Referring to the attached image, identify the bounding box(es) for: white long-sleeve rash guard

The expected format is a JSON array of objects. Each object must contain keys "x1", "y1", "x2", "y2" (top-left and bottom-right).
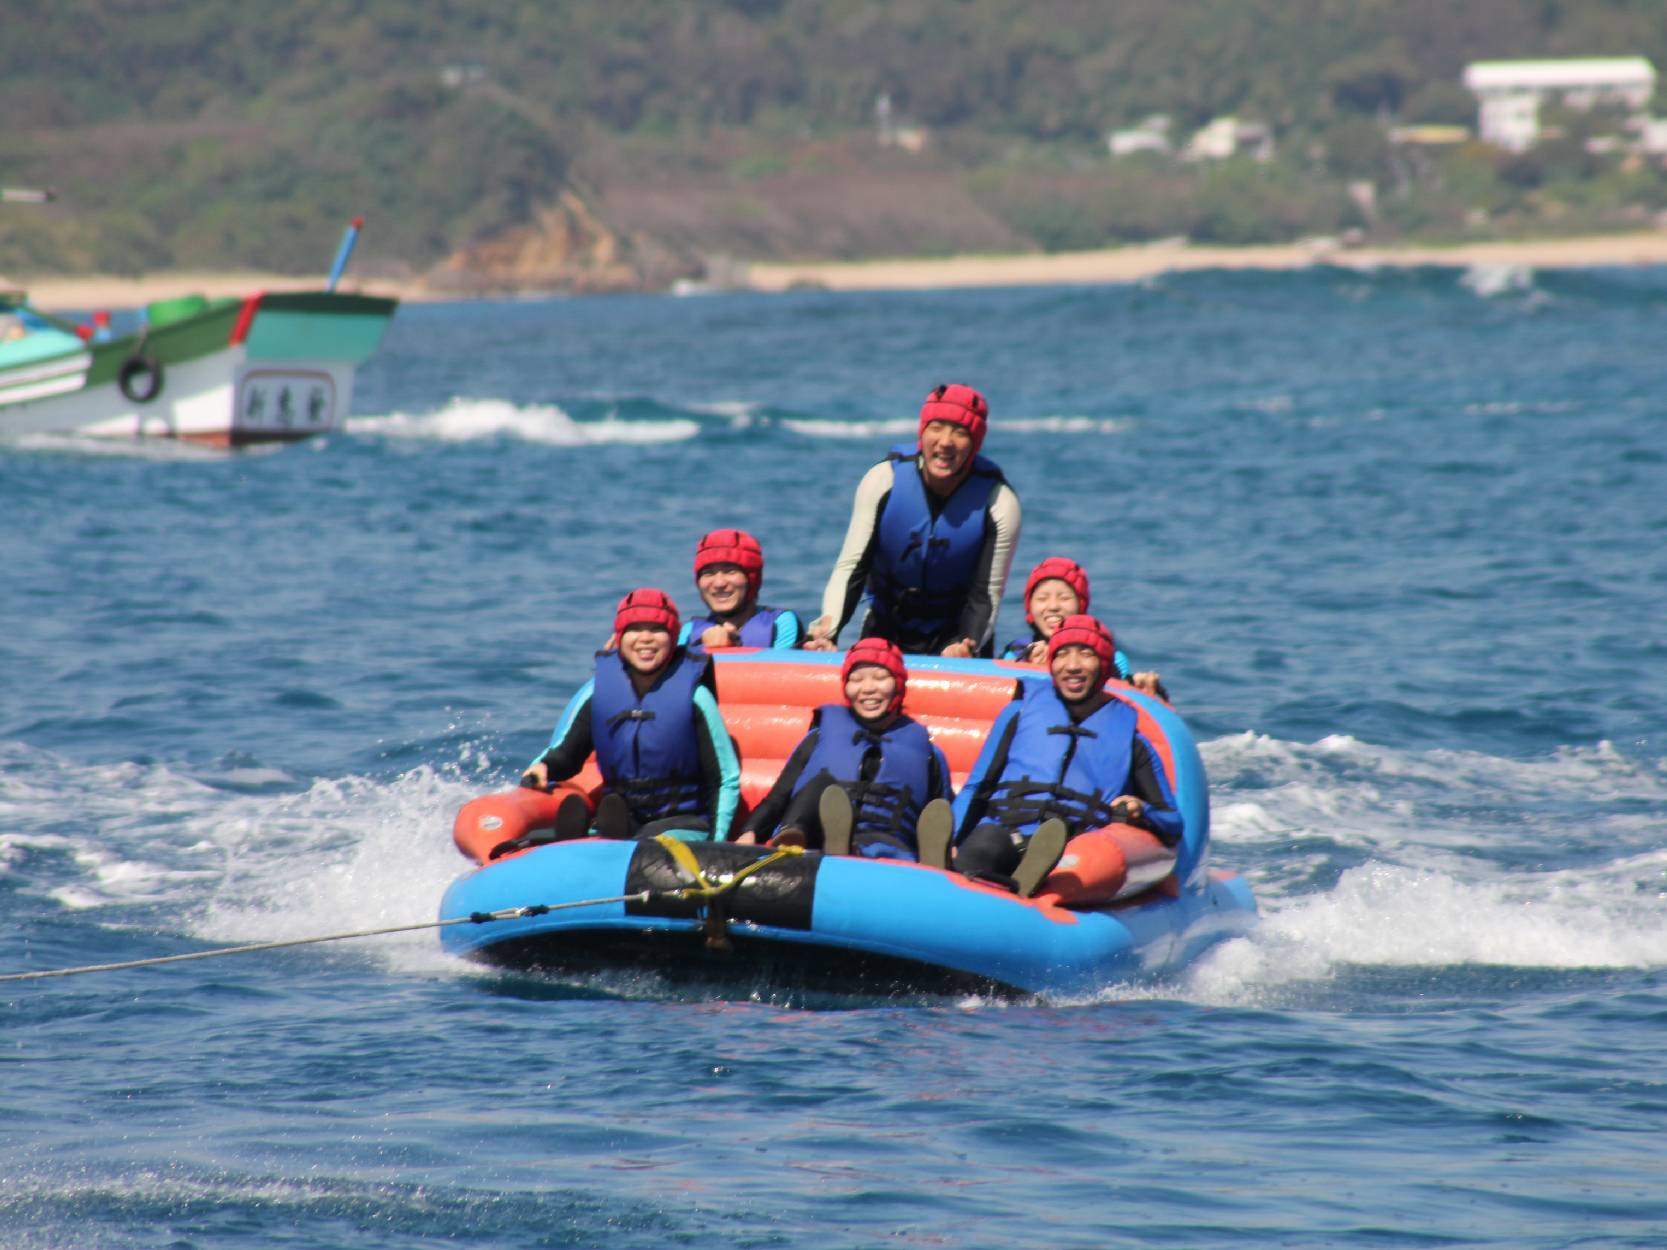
[{"x1": 817, "y1": 456, "x2": 1022, "y2": 651}]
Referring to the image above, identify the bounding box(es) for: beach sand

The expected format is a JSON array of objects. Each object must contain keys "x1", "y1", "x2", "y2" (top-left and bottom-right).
[
  {"x1": 14, "y1": 231, "x2": 1667, "y2": 309},
  {"x1": 743, "y1": 231, "x2": 1667, "y2": 292},
  {"x1": 8, "y1": 271, "x2": 417, "y2": 312}
]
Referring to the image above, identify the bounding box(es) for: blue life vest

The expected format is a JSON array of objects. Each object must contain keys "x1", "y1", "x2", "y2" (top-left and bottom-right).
[
  {"x1": 1000, "y1": 634, "x2": 1040, "y2": 662},
  {"x1": 984, "y1": 682, "x2": 1136, "y2": 837},
  {"x1": 682, "y1": 605, "x2": 795, "y2": 649},
  {"x1": 789, "y1": 704, "x2": 937, "y2": 838},
  {"x1": 590, "y1": 649, "x2": 710, "y2": 824},
  {"x1": 867, "y1": 444, "x2": 1004, "y2": 651}
]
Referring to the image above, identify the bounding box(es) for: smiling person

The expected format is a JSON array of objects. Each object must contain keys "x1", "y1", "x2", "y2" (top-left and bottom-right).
[
  {"x1": 515, "y1": 589, "x2": 739, "y2": 847},
  {"x1": 734, "y1": 639, "x2": 955, "y2": 862},
  {"x1": 803, "y1": 383, "x2": 1021, "y2": 658},
  {"x1": 999, "y1": 557, "x2": 1166, "y2": 699},
  {"x1": 943, "y1": 615, "x2": 1181, "y2": 896},
  {"x1": 678, "y1": 529, "x2": 803, "y2": 651}
]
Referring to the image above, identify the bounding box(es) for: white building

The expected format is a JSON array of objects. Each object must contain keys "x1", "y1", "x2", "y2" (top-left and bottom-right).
[
  {"x1": 1180, "y1": 116, "x2": 1274, "y2": 163},
  {"x1": 1463, "y1": 58, "x2": 1657, "y2": 152},
  {"x1": 1108, "y1": 115, "x2": 1172, "y2": 158}
]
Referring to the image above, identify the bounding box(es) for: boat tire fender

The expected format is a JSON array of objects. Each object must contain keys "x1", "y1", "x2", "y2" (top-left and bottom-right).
[{"x1": 118, "y1": 354, "x2": 164, "y2": 404}]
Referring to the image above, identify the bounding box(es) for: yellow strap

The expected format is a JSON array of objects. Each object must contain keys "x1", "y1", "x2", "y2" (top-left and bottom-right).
[
  {"x1": 651, "y1": 834, "x2": 804, "y2": 900},
  {"x1": 654, "y1": 834, "x2": 713, "y2": 892}
]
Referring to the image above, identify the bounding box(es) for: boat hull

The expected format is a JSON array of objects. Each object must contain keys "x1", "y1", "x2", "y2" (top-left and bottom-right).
[{"x1": 0, "y1": 291, "x2": 395, "y2": 446}]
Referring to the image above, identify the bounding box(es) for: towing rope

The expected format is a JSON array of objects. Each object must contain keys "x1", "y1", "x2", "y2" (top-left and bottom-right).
[
  {"x1": 0, "y1": 892, "x2": 651, "y2": 984},
  {"x1": 4, "y1": 842, "x2": 808, "y2": 982}
]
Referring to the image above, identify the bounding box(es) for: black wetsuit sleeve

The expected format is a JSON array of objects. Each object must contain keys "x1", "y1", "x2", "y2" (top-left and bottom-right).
[
  {"x1": 537, "y1": 696, "x2": 594, "y2": 780},
  {"x1": 740, "y1": 731, "x2": 820, "y2": 839},
  {"x1": 1126, "y1": 736, "x2": 1181, "y2": 845},
  {"x1": 695, "y1": 713, "x2": 723, "y2": 829},
  {"x1": 954, "y1": 709, "x2": 1019, "y2": 838}
]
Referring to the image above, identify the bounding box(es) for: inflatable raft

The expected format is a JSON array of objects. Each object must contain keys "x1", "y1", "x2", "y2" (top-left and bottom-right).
[{"x1": 438, "y1": 652, "x2": 1257, "y2": 998}]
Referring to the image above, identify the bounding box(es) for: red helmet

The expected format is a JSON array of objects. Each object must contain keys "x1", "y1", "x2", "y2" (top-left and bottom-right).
[
  {"x1": 1023, "y1": 557, "x2": 1091, "y2": 624},
  {"x1": 613, "y1": 588, "x2": 680, "y2": 638},
  {"x1": 918, "y1": 383, "x2": 989, "y2": 453},
  {"x1": 693, "y1": 528, "x2": 764, "y2": 595},
  {"x1": 841, "y1": 637, "x2": 908, "y2": 715},
  {"x1": 1046, "y1": 614, "x2": 1116, "y2": 672}
]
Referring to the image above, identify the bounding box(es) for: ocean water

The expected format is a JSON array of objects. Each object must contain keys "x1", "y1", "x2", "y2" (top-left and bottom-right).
[{"x1": 2, "y1": 265, "x2": 1665, "y2": 1249}]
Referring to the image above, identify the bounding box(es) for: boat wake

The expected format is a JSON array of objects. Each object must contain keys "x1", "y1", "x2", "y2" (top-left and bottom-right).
[{"x1": 5, "y1": 728, "x2": 1662, "y2": 1001}]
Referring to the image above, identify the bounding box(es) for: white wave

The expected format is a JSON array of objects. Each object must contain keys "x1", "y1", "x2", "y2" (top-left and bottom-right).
[
  {"x1": 782, "y1": 415, "x2": 1132, "y2": 438},
  {"x1": 683, "y1": 399, "x2": 762, "y2": 421},
  {"x1": 0, "y1": 741, "x2": 492, "y2": 979},
  {"x1": 350, "y1": 398, "x2": 700, "y2": 444},
  {"x1": 1204, "y1": 732, "x2": 1666, "y2": 854},
  {"x1": 1186, "y1": 851, "x2": 1667, "y2": 1000},
  {"x1": 1002, "y1": 416, "x2": 1134, "y2": 434},
  {"x1": 780, "y1": 416, "x2": 917, "y2": 439},
  {"x1": 1166, "y1": 731, "x2": 1667, "y2": 1001},
  {"x1": 1459, "y1": 263, "x2": 1534, "y2": 298}
]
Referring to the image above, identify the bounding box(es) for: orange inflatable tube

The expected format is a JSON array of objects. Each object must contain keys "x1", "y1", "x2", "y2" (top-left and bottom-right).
[
  {"x1": 453, "y1": 775, "x2": 598, "y2": 862},
  {"x1": 467, "y1": 656, "x2": 1186, "y2": 907},
  {"x1": 1033, "y1": 823, "x2": 1177, "y2": 908}
]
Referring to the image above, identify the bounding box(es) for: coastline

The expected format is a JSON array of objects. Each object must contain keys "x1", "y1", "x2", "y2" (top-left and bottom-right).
[
  {"x1": 14, "y1": 230, "x2": 1667, "y2": 310},
  {"x1": 742, "y1": 230, "x2": 1667, "y2": 292},
  {"x1": 9, "y1": 271, "x2": 422, "y2": 312}
]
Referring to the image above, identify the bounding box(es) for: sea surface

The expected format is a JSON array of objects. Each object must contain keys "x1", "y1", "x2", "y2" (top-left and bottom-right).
[{"x1": 2, "y1": 265, "x2": 1664, "y2": 1249}]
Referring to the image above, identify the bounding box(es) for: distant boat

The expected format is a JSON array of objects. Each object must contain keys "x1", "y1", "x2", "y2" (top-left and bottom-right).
[{"x1": 0, "y1": 217, "x2": 396, "y2": 446}]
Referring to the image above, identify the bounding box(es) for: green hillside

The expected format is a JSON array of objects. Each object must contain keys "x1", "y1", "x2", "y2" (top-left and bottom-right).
[{"x1": 5, "y1": 0, "x2": 1667, "y2": 285}]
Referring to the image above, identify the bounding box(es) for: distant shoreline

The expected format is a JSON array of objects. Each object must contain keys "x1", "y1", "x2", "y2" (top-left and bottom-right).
[
  {"x1": 742, "y1": 231, "x2": 1667, "y2": 291},
  {"x1": 15, "y1": 231, "x2": 1667, "y2": 310}
]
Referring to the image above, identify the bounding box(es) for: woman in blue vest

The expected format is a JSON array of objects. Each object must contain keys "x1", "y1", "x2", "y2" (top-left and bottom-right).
[
  {"x1": 999, "y1": 556, "x2": 1166, "y2": 699},
  {"x1": 803, "y1": 384, "x2": 1022, "y2": 657},
  {"x1": 735, "y1": 638, "x2": 955, "y2": 862},
  {"x1": 515, "y1": 588, "x2": 740, "y2": 847},
  {"x1": 945, "y1": 615, "x2": 1182, "y2": 896},
  {"x1": 678, "y1": 528, "x2": 803, "y2": 651}
]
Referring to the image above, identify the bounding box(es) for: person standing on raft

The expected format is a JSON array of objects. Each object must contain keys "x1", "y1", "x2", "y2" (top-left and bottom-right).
[
  {"x1": 1000, "y1": 556, "x2": 1168, "y2": 700},
  {"x1": 517, "y1": 589, "x2": 740, "y2": 845},
  {"x1": 679, "y1": 528, "x2": 803, "y2": 651},
  {"x1": 734, "y1": 638, "x2": 955, "y2": 861},
  {"x1": 943, "y1": 615, "x2": 1181, "y2": 896},
  {"x1": 803, "y1": 384, "x2": 1021, "y2": 658}
]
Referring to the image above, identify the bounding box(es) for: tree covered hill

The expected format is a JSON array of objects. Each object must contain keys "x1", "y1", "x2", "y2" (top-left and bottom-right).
[{"x1": 6, "y1": 0, "x2": 1667, "y2": 288}]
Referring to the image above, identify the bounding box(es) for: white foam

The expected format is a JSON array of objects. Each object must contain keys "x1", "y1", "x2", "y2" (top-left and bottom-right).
[
  {"x1": 780, "y1": 416, "x2": 917, "y2": 439},
  {"x1": 1460, "y1": 263, "x2": 1534, "y2": 298},
  {"x1": 782, "y1": 415, "x2": 1132, "y2": 438},
  {"x1": 0, "y1": 741, "x2": 488, "y2": 979},
  {"x1": 9, "y1": 730, "x2": 1664, "y2": 997},
  {"x1": 350, "y1": 398, "x2": 700, "y2": 444},
  {"x1": 683, "y1": 399, "x2": 761, "y2": 421}
]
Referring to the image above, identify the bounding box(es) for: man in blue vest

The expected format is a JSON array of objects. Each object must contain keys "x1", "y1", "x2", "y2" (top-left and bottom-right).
[
  {"x1": 514, "y1": 588, "x2": 740, "y2": 847},
  {"x1": 945, "y1": 615, "x2": 1182, "y2": 896},
  {"x1": 735, "y1": 638, "x2": 955, "y2": 860},
  {"x1": 678, "y1": 528, "x2": 803, "y2": 651},
  {"x1": 804, "y1": 383, "x2": 1022, "y2": 657}
]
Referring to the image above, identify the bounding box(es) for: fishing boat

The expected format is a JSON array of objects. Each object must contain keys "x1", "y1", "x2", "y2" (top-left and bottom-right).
[
  {"x1": 0, "y1": 218, "x2": 395, "y2": 446},
  {"x1": 439, "y1": 651, "x2": 1258, "y2": 998}
]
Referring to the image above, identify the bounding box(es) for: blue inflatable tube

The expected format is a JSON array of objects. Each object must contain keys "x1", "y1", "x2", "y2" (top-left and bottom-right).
[
  {"x1": 438, "y1": 651, "x2": 1257, "y2": 998},
  {"x1": 439, "y1": 840, "x2": 1256, "y2": 997}
]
